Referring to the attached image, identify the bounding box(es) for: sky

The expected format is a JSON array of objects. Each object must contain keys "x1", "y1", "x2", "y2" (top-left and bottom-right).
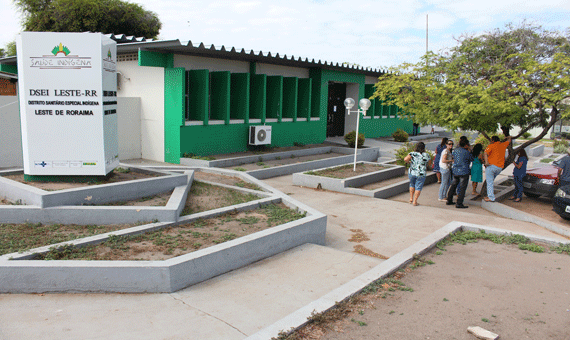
[{"x1": 1, "y1": 0, "x2": 569, "y2": 69}]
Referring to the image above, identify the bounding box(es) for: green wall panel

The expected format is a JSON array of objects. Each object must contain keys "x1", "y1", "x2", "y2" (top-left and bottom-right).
[
  {"x1": 210, "y1": 71, "x2": 230, "y2": 123},
  {"x1": 359, "y1": 117, "x2": 413, "y2": 137},
  {"x1": 164, "y1": 68, "x2": 185, "y2": 163},
  {"x1": 282, "y1": 77, "x2": 298, "y2": 120},
  {"x1": 139, "y1": 50, "x2": 173, "y2": 68},
  {"x1": 309, "y1": 69, "x2": 322, "y2": 118},
  {"x1": 266, "y1": 76, "x2": 283, "y2": 120},
  {"x1": 365, "y1": 84, "x2": 376, "y2": 118},
  {"x1": 187, "y1": 69, "x2": 209, "y2": 123},
  {"x1": 230, "y1": 73, "x2": 250, "y2": 121},
  {"x1": 298, "y1": 78, "x2": 312, "y2": 120},
  {"x1": 0, "y1": 64, "x2": 17, "y2": 74},
  {"x1": 180, "y1": 120, "x2": 326, "y2": 157},
  {"x1": 250, "y1": 74, "x2": 267, "y2": 122}
]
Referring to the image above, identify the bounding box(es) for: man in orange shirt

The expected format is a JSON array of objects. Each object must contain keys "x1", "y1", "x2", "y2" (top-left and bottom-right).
[{"x1": 483, "y1": 135, "x2": 512, "y2": 202}]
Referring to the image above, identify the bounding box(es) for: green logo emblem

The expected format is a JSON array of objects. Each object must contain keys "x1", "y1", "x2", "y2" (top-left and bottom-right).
[{"x1": 51, "y1": 43, "x2": 71, "y2": 56}]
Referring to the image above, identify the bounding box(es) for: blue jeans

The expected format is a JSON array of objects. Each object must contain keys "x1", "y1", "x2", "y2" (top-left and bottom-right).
[
  {"x1": 513, "y1": 174, "x2": 524, "y2": 199},
  {"x1": 409, "y1": 174, "x2": 426, "y2": 191},
  {"x1": 439, "y1": 168, "x2": 452, "y2": 200},
  {"x1": 485, "y1": 165, "x2": 503, "y2": 201}
]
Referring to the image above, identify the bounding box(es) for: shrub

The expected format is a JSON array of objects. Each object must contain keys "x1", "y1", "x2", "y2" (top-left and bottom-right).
[
  {"x1": 394, "y1": 142, "x2": 434, "y2": 169},
  {"x1": 522, "y1": 132, "x2": 532, "y2": 139},
  {"x1": 344, "y1": 131, "x2": 365, "y2": 148},
  {"x1": 553, "y1": 138, "x2": 569, "y2": 148},
  {"x1": 554, "y1": 144, "x2": 567, "y2": 154},
  {"x1": 395, "y1": 142, "x2": 415, "y2": 167},
  {"x1": 392, "y1": 129, "x2": 409, "y2": 142}
]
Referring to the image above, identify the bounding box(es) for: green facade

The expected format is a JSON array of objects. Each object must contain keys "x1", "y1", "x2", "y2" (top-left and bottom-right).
[
  {"x1": 0, "y1": 64, "x2": 17, "y2": 74},
  {"x1": 138, "y1": 50, "x2": 411, "y2": 164}
]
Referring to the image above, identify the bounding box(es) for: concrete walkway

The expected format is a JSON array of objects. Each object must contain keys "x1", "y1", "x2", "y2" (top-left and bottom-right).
[{"x1": 0, "y1": 139, "x2": 567, "y2": 340}]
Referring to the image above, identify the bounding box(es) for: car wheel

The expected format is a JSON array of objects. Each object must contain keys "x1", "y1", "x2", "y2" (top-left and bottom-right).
[{"x1": 524, "y1": 192, "x2": 540, "y2": 198}]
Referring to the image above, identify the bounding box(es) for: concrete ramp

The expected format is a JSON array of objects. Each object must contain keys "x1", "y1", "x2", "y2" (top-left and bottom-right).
[
  {"x1": 0, "y1": 243, "x2": 382, "y2": 340},
  {"x1": 171, "y1": 243, "x2": 383, "y2": 336}
]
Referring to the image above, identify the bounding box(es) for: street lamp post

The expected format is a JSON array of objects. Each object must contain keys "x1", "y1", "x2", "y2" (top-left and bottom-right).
[{"x1": 344, "y1": 97, "x2": 371, "y2": 171}]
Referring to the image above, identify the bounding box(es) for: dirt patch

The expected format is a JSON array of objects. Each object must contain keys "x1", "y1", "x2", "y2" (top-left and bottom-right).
[
  {"x1": 100, "y1": 190, "x2": 173, "y2": 207},
  {"x1": 228, "y1": 152, "x2": 346, "y2": 171},
  {"x1": 1, "y1": 180, "x2": 261, "y2": 255},
  {"x1": 348, "y1": 229, "x2": 370, "y2": 243},
  {"x1": 34, "y1": 203, "x2": 305, "y2": 261},
  {"x1": 181, "y1": 181, "x2": 260, "y2": 216},
  {"x1": 358, "y1": 174, "x2": 408, "y2": 190},
  {"x1": 353, "y1": 245, "x2": 389, "y2": 259},
  {"x1": 284, "y1": 238, "x2": 570, "y2": 340},
  {"x1": 305, "y1": 163, "x2": 386, "y2": 179},
  {"x1": 0, "y1": 197, "x2": 21, "y2": 206},
  {"x1": 0, "y1": 222, "x2": 135, "y2": 256},
  {"x1": 194, "y1": 172, "x2": 262, "y2": 191},
  {"x1": 500, "y1": 195, "x2": 570, "y2": 227},
  {"x1": 2, "y1": 168, "x2": 159, "y2": 191}
]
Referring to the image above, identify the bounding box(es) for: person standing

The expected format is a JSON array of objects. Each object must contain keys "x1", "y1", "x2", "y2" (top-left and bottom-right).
[
  {"x1": 483, "y1": 135, "x2": 512, "y2": 202},
  {"x1": 404, "y1": 142, "x2": 433, "y2": 206},
  {"x1": 438, "y1": 140, "x2": 454, "y2": 201},
  {"x1": 471, "y1": 144, "x2": 484, "y2": 196},
  {"x1": 556, "y1": 148, "x2": 570, "y2": 188},
  {"x1": 433, "y1": 137, "x2": 448, "y2": 184},
  {"x1": 446, "y1": 139, "x2": 472, "y2": 208},
  {"x1": 510, "y1": 149, "x2": 528, "y2": 202}
]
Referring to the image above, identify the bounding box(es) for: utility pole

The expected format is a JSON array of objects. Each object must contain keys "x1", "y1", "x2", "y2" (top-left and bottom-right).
[{"x1": 426, "y1": 14, "x2": 429, "y2": 66}]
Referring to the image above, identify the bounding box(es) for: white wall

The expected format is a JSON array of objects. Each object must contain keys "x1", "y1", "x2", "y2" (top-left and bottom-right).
[
  {"x1": 365, "y1": 75, "x2": 379, "y2": 84},
  {"x1": 117, "y1": 60, "x2": 165, "y2": 162},
  {"x1": 117, "y1": 97, "x2": 141, "y2": 160},
  {"x1": 256, "y1": 63, "x2": 309, "y2": 78},
  {"x1": 174, "y1": 55, "x2": 249, "y2": 73},
  {"x1": 0, "y1": 96, "x2": 22, "y2": 168},
  {"x1": 344, "y1": 83, "x2": 361, "y2": 134}
]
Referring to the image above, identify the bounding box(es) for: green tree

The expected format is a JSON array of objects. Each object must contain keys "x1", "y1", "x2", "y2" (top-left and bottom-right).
[
  {"x1": 13, "y1": 0, "x2": 162, "y2": 39},
  {"x1": 0, "y1": 42, "x2": 17, "y2": 58},
  {"x1": 373, "y1": 23, "x2": 570, "y2": 165}
]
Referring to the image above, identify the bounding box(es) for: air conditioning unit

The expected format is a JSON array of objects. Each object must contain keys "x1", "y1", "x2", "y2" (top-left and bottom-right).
[{"x1": 249, "y1": 125, "x2": 272, "y2": 145}]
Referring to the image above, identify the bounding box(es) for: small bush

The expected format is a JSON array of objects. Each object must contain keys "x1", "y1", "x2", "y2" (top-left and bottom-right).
[
  {"x1": 394, "y1": 142, "x2": 434, "y2": 168},
  {"x1": 553, "y1": 138, "x2": 569, "y2": 148},
  {"x1": 522, "y1": 132, "x2": 532, "y2": 139},
  {"x1": 344, "y1": 131, "x2": 365, "y2": 148},
  {"x1": 554, "y1": 144, "x2": 567, "y2": 154},
  {"x1": 392, "y1": 129, "x2": 409, "y2": 142},
  {"x1": 395, "y1": 142, "x2": 415, "y2": 167}
]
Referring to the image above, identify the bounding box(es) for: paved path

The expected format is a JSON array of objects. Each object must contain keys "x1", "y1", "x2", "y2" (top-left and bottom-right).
[{"x1": 1, "y1": 138, "x2": 567, "y2": 340}]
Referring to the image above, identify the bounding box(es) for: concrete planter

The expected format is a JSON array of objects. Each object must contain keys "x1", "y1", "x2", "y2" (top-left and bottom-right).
[
  {"x1": 0, "y1": 168, "x2": 327, "y2": 293},
  {"x1": 293, "y1": 161, "x2": 437, "y2": 199},
  {"x1": 247, "y1": 147, "x2": 379, "y2": 180},
  {"x1": 293, "y1": 162, "x2": 405, "y2": 192}
]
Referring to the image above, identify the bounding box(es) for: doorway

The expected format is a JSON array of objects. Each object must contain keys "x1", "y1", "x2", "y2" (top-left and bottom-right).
[{"x1": 326, "y1": 82, "x2": 346, "y2": 137}]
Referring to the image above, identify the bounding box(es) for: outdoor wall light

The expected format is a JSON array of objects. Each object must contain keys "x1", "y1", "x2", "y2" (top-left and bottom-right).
[
  {"x1": 344, "y1": 98, "x2": 355, "y2": 110},
  {"x1": 344, "y1": 97, "x2": 372, "y2": 171}
]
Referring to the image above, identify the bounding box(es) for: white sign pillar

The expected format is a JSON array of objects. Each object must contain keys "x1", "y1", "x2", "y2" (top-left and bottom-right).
[{"x1": 16, "y1": 32, "x2": 119, "y2": 176}]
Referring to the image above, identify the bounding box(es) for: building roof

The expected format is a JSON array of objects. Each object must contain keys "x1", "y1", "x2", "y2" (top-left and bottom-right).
[
  {"x1": 0, "y1": 71, "x2": 17, "y2": 80},
  {"x1": 0, "y1": 34, "x2": 387, "y2": 77},
  {"x1": 116, "y1": 39, "x2": 387, "y2": 77}
]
